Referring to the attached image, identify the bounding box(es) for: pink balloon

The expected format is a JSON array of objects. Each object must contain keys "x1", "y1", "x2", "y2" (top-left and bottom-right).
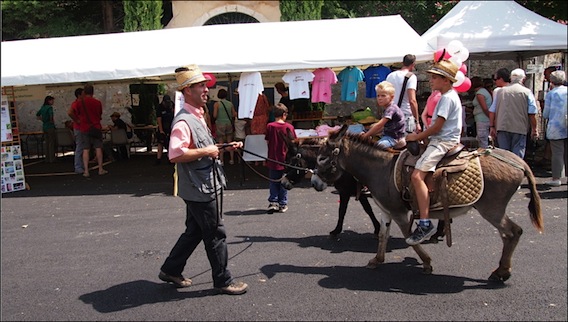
[
  {"x1": 204, "y1": 73, "x2": 216, "y2": 88},
  {"x1": 459, "y1": 63, "x2": 467, "y2": 75},
  {"x1": 434, "y1": 48, "x2": 451, "y2": 62},
  {"x1": 454, "y1": 77, "x2": 471, "y2": 93}
]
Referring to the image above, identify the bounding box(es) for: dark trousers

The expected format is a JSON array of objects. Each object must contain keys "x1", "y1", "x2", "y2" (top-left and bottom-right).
[{"x1": 160, "y1": 198, "x2": 233, "y2": 288}]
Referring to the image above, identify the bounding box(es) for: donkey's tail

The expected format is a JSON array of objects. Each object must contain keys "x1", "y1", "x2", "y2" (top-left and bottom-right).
[{"x1": 524, "y1": 164, "x2": 543, "y2": 233}]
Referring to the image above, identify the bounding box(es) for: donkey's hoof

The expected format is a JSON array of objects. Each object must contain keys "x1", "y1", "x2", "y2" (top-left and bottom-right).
[
  {"x1": 488, "y1": 270, "x2": 510, "y2": 283},
  {"x1": 366, "y1": 257, "x2": 380, "y2": 269},
  {"x1": 422, "y1": 265, "x2": 433, "y2": 275}
]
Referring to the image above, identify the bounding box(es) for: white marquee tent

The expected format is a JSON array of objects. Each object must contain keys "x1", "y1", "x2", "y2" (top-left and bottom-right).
[
  {"x1": 1, "y1": 15, "x2": 435, "y2": 87},
  {"x1": 421, "y1": 1, "x2": 568, "y2": 61}
]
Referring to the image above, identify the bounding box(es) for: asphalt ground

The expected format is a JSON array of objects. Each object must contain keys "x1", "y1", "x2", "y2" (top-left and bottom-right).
[{"x1": 1, "y1": 152, "x2": 567, "y2": 321}]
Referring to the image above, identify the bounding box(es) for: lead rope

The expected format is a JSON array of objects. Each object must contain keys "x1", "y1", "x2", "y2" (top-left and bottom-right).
[
  {"x1": 237, "y1": 147, "x2": 312, "y2": 172},
  {"x1": 235, "y1": 147, "x2": 314, "y2": 183}
]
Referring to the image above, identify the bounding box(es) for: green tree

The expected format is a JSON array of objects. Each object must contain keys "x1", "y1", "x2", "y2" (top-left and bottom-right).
[
  {"x1": 517, "y1": 0, "x2": 567, "y2": 24},
  {"x1": 318, "y1": 0, "x2": 457, "y2": 34},
  {"x1": 123, "y1": 0, "x2": 162, "y2": 32},
  {"x1": 1, "y1": 0, "x2": 124, "y2": 41},
  {"x1": 280, "y1": 0, "x2": 324, "y2": 21},
  {"x1": 1, "y1": 0, "x2": 100, "y2": 40},
  {"x1": 284, "y1": 1, "x2": 566, "y2": 34}
]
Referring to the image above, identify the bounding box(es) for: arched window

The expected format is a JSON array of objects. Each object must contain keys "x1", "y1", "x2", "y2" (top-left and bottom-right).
[{"x1": 204, "y1": 12, "x2": 259, "y2": 25}]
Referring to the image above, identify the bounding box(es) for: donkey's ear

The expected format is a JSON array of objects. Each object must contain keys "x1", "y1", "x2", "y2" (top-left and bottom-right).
[
  {"x1": 278, "y1": 129, "x2": 292, "y2": 146},
  {"x1": 286, "y1": 127, "x2": 295, "y2": 139},
  {"x1": 329, "y1": 123, "x2": 348, "y2": 140}
]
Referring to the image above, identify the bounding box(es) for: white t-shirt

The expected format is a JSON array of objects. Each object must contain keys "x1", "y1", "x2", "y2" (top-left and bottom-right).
[
  {"x1": 430, "y1": 89, "x2": 463, "y2": 143},
  {"x1": 386, "y1": 69, "x2": 417, "y2": 116},
  {"x1": 282, "y1": 70, "x2": 315, "y2": 100},
  {"x1": 237, "y1": 72, "x2": 264, "y2": 119}
]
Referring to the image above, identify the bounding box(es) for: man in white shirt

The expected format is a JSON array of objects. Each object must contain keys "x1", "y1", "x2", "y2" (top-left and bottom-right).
[{"x1": 386, "y1": 54, "x2": 422, "y2": 134}]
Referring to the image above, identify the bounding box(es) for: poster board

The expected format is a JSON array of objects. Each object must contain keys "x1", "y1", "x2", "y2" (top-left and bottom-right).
[{"x1": 1, "y1": 88, "x2": 26, "y2": 193}]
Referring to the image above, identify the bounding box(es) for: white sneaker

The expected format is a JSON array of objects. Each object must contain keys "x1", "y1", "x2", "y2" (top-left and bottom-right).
[
  {"x1": 545, "y1": 180, "x2": 561, "y2": 187},
  {"x1": 267, "y1": 202, "x2": 279, "y2": 214}
]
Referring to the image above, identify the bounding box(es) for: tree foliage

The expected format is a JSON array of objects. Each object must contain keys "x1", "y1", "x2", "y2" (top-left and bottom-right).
[
  {"x1": 517, "y1": 0, "x2": 567, "y2": 24},
  {"x1": 1, "y1": 0, "x2": 124, "y2": 41},
  {"x1": 319, "y1": 0, "x2": 458, "y2": 34},
  {"x1": 280, "y1": 0, "x2": 324, "y2": 21},
  {"x1": 2, "y1": 1, "x2": 565, "y2": 41},
  {"x1": 1, "y1": 0, "x2": 100, "y2": 40},
  {"x1": 287, "y1": 0, "x2": 566, "y2": 34},
  {"x1": 123, "y1": 0, "x2": 162, "y2": 32}
]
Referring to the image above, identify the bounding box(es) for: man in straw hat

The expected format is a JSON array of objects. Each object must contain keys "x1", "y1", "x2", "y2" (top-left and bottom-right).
[
  {"x1": 404, "y1": 59, "x2": 463, "y2": 245},
  {"x1": 158, "y1": 64, "x2": 248, "y2": 295}
]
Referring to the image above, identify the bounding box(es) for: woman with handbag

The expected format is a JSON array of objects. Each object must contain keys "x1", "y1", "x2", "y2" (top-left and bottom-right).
[{"x1": 213, "y1": 89, "x2": 237, "y2": 165}]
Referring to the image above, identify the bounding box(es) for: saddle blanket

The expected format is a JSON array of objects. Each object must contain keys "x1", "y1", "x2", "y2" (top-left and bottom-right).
[{"x1": 394, "y1": 149, "x2": 484, "y2": 210}]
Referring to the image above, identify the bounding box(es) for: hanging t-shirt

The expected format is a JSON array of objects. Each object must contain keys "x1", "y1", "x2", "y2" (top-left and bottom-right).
[
  {"x1": 363, "y1": 65, "x2": 391, "y2": 98},
  {"x1": 237, "y1": 72, "x2": 264, "y2": 119},
  {"x1": 337, "y1": 66, "x2": 364, "y2": 102},
  {"x1": 282, "y1": 70, "x2": 315, "y2": 100},
  {"x1": 311, "y1": 68, "x2": 338, "y2": 103}
]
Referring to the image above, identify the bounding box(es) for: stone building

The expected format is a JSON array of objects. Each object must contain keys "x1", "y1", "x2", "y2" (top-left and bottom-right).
[{"x1": 165, "y1": 1, "x2": 281, "y2": 27}]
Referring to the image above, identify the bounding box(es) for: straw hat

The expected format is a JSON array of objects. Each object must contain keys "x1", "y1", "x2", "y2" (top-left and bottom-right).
[
  {"x1": 426, "y1": 59, "x2": 458, "y2": 83},
  {"x1": 358, "y1": 115, "x2": 379, "y2": 124},
  {"x1": 175, "y1": 64, "x2": 211, "y2": 91}
]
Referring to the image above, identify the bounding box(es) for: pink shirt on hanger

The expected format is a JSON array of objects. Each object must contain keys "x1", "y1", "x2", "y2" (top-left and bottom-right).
[{"x1": 311, "y1": 68, "x2": 338, "y2": 103}]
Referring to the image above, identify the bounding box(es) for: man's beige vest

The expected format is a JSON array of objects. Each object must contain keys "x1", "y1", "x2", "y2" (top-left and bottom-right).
[{"x1": 494, "y1": 83, "x2": 532, "y2": 135}]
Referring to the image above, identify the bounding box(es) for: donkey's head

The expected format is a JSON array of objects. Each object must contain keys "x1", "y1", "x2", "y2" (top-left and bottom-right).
[
  {"x1": 314, "y1": 124, "x2": 349, "y2": 190},
  {"x1": 279, "y1": 128, "x2": 306, "y2": 190},
  {"x1": 280, "y1": 129, "x2": 323, "y2": 190}
]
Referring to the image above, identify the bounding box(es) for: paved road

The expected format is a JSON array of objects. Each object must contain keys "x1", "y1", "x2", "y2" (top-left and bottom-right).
[{"x1": 2, "y1": 154, "x2": 566, "y2": 321}]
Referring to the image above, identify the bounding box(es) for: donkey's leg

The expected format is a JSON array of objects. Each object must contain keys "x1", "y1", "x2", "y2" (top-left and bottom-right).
[
  {"x1": 477, "y1": 204, "x2": 523, "y2": 282},
  {"x1": 367, "y1": 214, "x2": 391, "y2": 269},
  {"x1": 359, "y1": 196, "x2": 380, "y2": 237},
  {"x1": 330, "y1": 192, "x2": 350, "y2": 238}
]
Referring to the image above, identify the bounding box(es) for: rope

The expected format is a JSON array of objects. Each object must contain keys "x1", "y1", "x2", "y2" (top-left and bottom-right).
[
  {"x1": 234, "y1": 150, "x2": 284, "y2": 183},
  {"x1": 238, "y1": 147, "x2": 313, "y2": 172}
]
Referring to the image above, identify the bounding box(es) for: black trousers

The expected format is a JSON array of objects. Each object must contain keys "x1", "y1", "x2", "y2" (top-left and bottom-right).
[{"x1": 160, "y1": 198, "x2": 233, "y2": 288}]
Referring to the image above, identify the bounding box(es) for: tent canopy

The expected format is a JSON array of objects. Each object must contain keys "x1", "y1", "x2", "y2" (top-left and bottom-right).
[
  {"x1": 1, "y1": 15, "x2": 435, "y2": 87},
  {"x1": 421, "y1": 1, "x2": 568, "y2": 60}
]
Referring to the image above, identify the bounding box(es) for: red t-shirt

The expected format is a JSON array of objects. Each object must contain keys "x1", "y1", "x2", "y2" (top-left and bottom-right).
[
  {"x1": 74, "y1": 96, "x2": 103, "y2": 132},
  {"x1": 70, "y1": 99, "x2": 81, "y2": 130},
  {"x1": 265, "y1": 121, "x2": 296, "y2": 170}
]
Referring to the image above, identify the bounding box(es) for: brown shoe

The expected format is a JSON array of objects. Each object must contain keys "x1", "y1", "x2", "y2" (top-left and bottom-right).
[
  {"x1": 158, "y1": 271, "x2": 192, "y2": 288},
  {"x1": 217, "y1": 281, "x2": 248, "y2": 295}
]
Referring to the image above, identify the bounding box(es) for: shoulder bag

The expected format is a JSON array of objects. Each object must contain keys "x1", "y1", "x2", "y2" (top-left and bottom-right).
[
  {"x1": 81, "y1": 99, "x2": 103, "y2": 140},
  {"x1": 399, "y1": 72, "x2": 416, "y2": 133},
  {"x1": 220, "y1": 100, "x2": 235, "y2": 128}
]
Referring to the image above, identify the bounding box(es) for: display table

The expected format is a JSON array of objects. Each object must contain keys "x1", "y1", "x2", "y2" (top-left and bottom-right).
[{"x1": 291, "y1": 115, "x2": 338, "y2": 126}]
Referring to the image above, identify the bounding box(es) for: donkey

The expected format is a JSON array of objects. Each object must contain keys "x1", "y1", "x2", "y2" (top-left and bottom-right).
[
  {"x1": 312, "y1": 124, "x2": 543, "y2": 282},
  {"x1": 278, "y1": 131, "x2": 381, "y2": 238}
]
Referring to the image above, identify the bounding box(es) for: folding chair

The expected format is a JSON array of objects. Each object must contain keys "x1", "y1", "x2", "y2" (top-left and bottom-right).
[
  {"x1": 55, "y1": 128, "x2": 75, "y2": 157},
  {"x1": 110, "y1": 128, "x2": 131, "y2": 160},
  {"x1": 240, "y1": 134, "x2": 268, "y2": 185}
]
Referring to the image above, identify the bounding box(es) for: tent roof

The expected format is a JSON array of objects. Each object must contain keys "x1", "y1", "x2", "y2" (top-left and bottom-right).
[
  {"x1": 1, "y1": 15, "x2": 434, "y2": 87},
  {"x1": 421, "y1": 1, "x2": 568, "y2": 60}
]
